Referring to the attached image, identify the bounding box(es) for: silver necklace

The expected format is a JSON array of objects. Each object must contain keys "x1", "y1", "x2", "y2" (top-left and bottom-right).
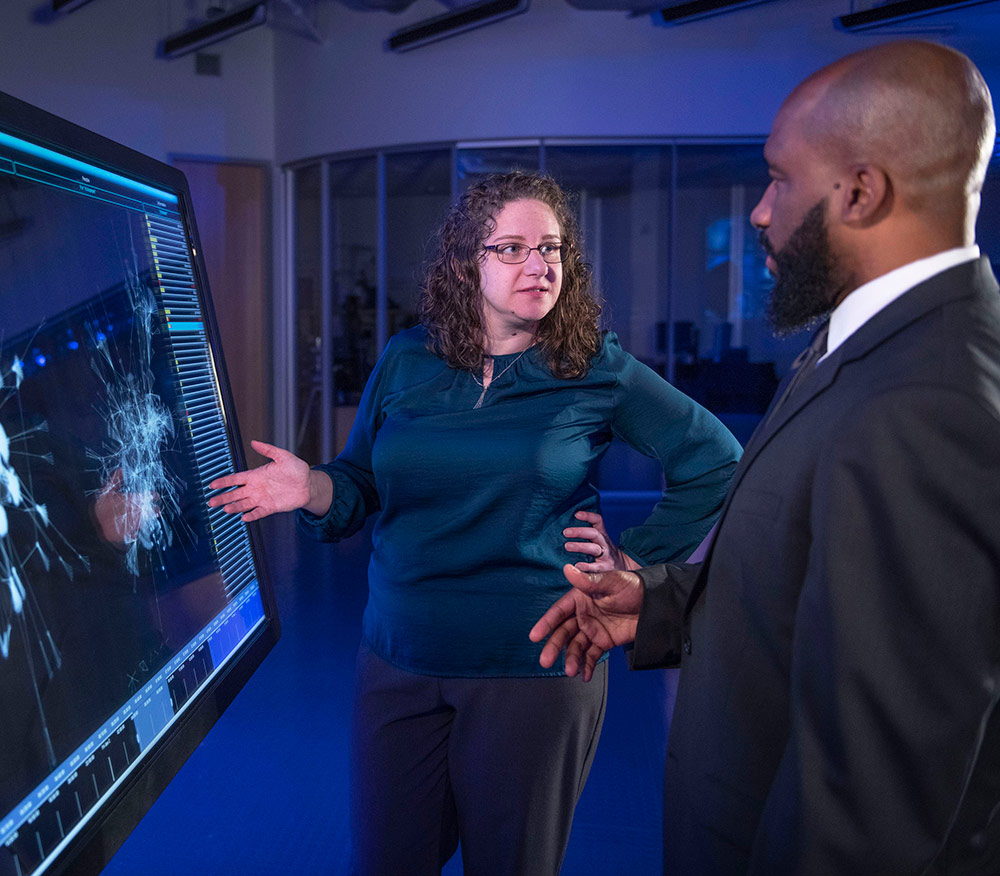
[{"x1": 472, "y1": 348, "x2": 527, "y2": 409}]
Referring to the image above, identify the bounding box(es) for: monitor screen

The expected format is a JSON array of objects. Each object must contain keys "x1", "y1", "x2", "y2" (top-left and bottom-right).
[{"x1": 0, "y1": 91, "x2": 279, "y2": 876}]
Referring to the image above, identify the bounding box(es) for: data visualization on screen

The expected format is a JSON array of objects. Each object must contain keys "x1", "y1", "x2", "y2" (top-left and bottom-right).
[{"x1": 0, "y1": 92, "x2": 278, "y2": 876}]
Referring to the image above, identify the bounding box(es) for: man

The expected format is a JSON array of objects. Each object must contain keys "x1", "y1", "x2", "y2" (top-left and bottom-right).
[{"x1": 531, "y1": 40, "x2": 1000, "y2": 875}]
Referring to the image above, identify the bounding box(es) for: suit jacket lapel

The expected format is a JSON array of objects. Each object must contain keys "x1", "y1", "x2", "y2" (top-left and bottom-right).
[
  {"x1": 683, "y1": 256, "x2": 998, "y2": 618},
  {"x1": 730, "y1": 257, "x2": 995, "y2": 495}
]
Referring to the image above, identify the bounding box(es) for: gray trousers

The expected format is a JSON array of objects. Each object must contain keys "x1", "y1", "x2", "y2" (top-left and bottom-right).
[{"x1": 349, "y1": 643, "x2": 608, "y2": 876}]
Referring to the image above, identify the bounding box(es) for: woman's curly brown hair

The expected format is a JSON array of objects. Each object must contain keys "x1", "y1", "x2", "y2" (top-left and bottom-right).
[{"x1": 418, "y1": 171, "x2": 602, "y2": 379}]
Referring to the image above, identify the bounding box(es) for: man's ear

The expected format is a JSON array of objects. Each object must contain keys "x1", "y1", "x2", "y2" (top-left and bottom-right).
[{"x1": 836, "y1": 164, "x2": 891, "y2": 227}]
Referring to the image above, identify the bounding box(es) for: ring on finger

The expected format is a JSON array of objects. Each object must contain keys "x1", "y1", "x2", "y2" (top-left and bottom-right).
[{"x1": 596, "y1": 546, "x2": 605, "y2": 559}]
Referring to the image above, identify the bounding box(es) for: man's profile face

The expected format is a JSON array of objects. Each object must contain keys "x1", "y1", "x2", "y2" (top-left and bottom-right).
[{"x1": 751, "y1": 95, "x2": 854, "y2": 335}]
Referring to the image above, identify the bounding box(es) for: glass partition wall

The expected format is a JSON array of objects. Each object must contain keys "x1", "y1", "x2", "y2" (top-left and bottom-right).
[{"x1": 285, "y1": 139, "x2": 804, "y2": 491}]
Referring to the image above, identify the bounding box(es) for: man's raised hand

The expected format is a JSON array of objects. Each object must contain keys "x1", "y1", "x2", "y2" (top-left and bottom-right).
[{"x1": 529, "y1": 564, "x2": 644, "y2": 681}]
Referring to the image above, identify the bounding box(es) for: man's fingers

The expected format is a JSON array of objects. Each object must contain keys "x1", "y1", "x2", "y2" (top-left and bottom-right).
[
  {"x1": 529, "y1": 591, "x2": 578, "y2": 642},
  {"x1": 564, "y1": 628, "x2": 593, "y2": 678},
  {"x1": 563, "y1": 564, "x2": 642, "y2": 614},
  {"x1": 563, "y1": 562, "x2": 603, "y2": 592},
  {"x1": 537, "y1": 617, "x2": 579, "y2": 668},
  {"x1": 582, "y1": 641, "x2": 605, "y2": 682},
  {"x1": 567, "y1": 631, "x2": 608, "y2": 683}
]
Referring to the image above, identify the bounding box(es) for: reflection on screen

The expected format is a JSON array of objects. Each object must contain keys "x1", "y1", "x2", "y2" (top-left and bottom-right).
[{"x1": 0, "y1": 127, "x2": 265, "y2": 876}]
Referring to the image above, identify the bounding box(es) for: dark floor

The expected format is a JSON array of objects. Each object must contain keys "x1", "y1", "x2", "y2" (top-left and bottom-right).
[{"x1": 102, "y1": 497, "x2": 676, "y2": 875}]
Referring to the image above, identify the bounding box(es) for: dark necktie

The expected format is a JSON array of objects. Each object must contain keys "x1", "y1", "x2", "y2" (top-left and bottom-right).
[{"x1": 767, "y1": 322, "x2": 829, "y2": 423}]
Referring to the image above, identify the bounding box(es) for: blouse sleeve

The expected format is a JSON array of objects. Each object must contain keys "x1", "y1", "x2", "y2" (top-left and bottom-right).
[
  {"x1": 296, "y1": 338, "x2": 397, "y2": 543},
  {"x1": 610, "y1": 342, "x2": 741, "y2": 564}
]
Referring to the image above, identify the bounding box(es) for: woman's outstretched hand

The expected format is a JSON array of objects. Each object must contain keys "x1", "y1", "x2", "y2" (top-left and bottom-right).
[
  {"x1": 563, "y1": 510, "x2": 641, "y2": 572},
  {"x1": 208, "y1": 440, "x2": 331, "y2": 522}
]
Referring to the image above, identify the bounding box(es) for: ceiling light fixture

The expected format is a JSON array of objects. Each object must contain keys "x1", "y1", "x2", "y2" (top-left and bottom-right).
[
  {"x1": 51, "y1": 0, "x2": 99, "y2": 12},
  {"x1": 387, "y1": 0, "x2": 529, "y2": 52},
  {"x1": 837, "y1": 0, "x2": 997, "y2": 31},
  {"x1": 158, "y1": 1, "x2": 268, "y2": 59},
  {"x1": 655, "y1": 0, "x2": 776, "y2": 25}
]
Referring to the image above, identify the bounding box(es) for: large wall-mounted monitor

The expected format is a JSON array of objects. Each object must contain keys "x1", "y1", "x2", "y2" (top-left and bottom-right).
[{"x1": 0, "y1": 90, "x2": 280, "y2": 876}]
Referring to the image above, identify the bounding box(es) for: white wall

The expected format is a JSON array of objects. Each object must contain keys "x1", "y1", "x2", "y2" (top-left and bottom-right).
[
  {"x1": 273, "y1": 0, "x2": 1000, "y2": 164},
  {"x1": 0, "y1": 0, "x2": 275, "y2": 163},
  {"x1": 5, "y1": 0, "x2": 1000, "y2": 199},
  {"x1": 3, "y1": 0, "x2": 1000, "y2": 180}
]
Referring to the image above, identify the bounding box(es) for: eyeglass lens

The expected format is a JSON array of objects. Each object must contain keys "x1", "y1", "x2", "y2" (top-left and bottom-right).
[{"x1": 490, "y1": 244, "x2": 564, "y2": 264}]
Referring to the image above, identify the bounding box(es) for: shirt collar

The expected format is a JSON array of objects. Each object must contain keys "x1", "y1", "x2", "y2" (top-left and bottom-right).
[{"x1": 824, "y1": 245, "x2": 980, "y2": 359}]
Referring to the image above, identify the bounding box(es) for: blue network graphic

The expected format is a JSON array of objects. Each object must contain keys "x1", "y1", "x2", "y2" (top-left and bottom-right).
[
  {"x1": 88, "y1": 273, "x2": 184, "y2": 578},
  {"x1": 0, "y1": 351, "x2": 91, "y2": 765},
  {"x1": 0, "y1": 254, "x2": 183, "y2": 768}
]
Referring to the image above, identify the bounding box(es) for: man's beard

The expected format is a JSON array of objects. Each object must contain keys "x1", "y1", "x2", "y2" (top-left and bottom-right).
[{"x1": 761, "y1": 199, "x2": 854, "y2": 337}]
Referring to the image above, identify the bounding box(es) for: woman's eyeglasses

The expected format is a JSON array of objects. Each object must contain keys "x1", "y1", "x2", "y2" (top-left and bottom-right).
[{"x1": 483, "y1": 243, "x2": 566, "y2": 264}]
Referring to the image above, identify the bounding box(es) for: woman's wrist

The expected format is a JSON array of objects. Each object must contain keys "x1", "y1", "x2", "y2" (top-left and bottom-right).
[{"x1": 303, "y1": 469, "x2": 334, "y2": 517}]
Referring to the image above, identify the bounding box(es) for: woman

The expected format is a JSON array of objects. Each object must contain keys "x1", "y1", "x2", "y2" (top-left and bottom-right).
[{"x1": 209, "y1": 171, "x2": 740, "y2": 876}]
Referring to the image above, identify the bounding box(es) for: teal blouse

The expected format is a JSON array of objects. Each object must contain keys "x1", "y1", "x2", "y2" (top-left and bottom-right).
[{"x1": 298, "y1": 326, "x2": 740, "y2": 677}]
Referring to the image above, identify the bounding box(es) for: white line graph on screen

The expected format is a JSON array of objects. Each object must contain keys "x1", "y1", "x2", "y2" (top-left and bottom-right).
[{"x1": 0, "y1": 241, "x2": 187, "y2": 770}]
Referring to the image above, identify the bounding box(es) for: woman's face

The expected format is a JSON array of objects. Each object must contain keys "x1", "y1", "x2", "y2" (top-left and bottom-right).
[{"x1": 479, "y1": 198, "x2": 563, "y2": 345}]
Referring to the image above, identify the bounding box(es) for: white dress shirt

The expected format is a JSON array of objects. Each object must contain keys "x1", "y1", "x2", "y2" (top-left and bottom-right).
[{"x1": 821, "y1": 245, "x2": 981, "y2": 361}]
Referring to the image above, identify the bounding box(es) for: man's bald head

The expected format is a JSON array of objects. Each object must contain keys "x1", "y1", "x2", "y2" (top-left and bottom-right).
[{"x1": 789, "y1": 41, "x2": 994, "y2": 225}]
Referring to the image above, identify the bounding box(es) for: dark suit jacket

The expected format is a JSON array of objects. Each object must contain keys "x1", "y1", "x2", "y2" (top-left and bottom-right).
[{"x1": 632, "y1": 257, "x2": 1000, "y2": 876}]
